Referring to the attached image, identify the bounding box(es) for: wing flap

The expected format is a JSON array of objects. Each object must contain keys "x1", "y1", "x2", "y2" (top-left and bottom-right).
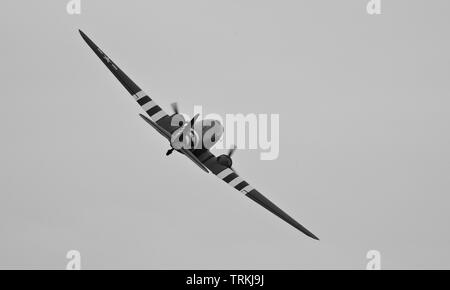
[
  {"x1": 139, "y1": 114, "x2": 171, "y2": 140},
  {"x1": 180, "y1": 148, "x2": 210, "y2": 173}
]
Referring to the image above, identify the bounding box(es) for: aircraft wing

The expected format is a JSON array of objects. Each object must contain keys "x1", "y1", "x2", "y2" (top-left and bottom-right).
[
  {"x1": 139, "y1": 114, "x2": 171, "y2": 141},
  {"x1": 79, "y1": 30, "x2": 171, "y2": 128},
  {"x1": 80, "y1": 30, "x2": 210, "y2": 173},
  {"x1": 195, "y1": 150, "x2": 319, "y2": 240}
]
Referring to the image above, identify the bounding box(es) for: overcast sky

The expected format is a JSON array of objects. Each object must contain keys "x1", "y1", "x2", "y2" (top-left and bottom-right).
[{"x1": 1, "y1": 0, "x2": 449, "y2": 269}]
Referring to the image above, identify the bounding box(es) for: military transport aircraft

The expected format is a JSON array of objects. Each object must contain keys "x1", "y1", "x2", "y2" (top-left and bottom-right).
[{"x1": 79, "y1": 30, "x2": 319, "y2": 240}]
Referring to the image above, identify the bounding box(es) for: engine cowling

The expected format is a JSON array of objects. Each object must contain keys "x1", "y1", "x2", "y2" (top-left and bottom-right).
[{"x1": 217, "y1": 154, "x2": 233, "y2": 168}]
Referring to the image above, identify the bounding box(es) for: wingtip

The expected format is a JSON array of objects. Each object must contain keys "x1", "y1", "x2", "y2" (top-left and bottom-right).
[
  {"x1": 245, "y1": 190, "x2": 319, "y2": 241},
  {"x1": 78, "y1": 29, "x2": 88, "y2": 40},
  {"x1": 310, "y1": 234, "x2": 320, "y2": 241},
  {"x1": 300, "y1": 228, "x2": 320, "y2": 241},
  {"x1": 302, "y1": 228, "x2": 320, "y2": 241}
]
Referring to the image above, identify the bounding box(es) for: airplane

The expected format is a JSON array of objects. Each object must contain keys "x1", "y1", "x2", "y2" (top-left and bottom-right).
[{"x1": 79, "y1": 30, "x2": 319, "y2": 240}]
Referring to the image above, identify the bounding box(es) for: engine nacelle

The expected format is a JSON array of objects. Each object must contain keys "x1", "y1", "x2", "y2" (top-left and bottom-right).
[{"x1": 217, "y1": 154, "x2": 233, "y2": 168}]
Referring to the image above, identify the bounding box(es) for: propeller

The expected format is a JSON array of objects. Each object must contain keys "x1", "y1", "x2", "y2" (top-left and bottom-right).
[
  {"x1": 171, "y1": 102, "x2": 179, "y2": 114},
  {"x1": 190, "y1": 113, "x2": 199, "y2": 127},
  {"x1": 229, "y1": 145, "x2": 239, "y2": 174},
  {"x1": 171, "y1": 102, "x2": 198, "y2": 127},
  {"x1": 166, "y1": 113, "x2": 200, "y2": 156},
  {"x1": 217, "y1": 145, "x2": 239, "y2": 173},
  {"x1": 228, "y1": 145, "x2": 237, "y2": 157}
]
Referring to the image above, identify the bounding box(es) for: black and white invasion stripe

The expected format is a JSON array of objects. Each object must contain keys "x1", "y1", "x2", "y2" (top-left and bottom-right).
[
  {"x1": 216, "y1": 168, "x2": 253, "y2": 194},
  {"x1": 134, "y1": 90, "x2": 168, "y2": 123}
]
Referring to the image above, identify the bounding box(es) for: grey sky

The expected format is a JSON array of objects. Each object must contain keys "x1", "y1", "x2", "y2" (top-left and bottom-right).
[{"x1": 1, "y1": 0, "x2": 449, "y2": 269}]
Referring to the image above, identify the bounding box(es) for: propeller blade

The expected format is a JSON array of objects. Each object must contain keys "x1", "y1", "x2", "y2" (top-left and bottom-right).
[
  {"x1": 228, "y1": 145, "x2": 237, "y2": 157},
  {"x1": 190, "y1": 113, "x2": 200, "y2": 127},
  {"x1": 171, "y1": 102, "x2": 179, "y2": 114}
]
